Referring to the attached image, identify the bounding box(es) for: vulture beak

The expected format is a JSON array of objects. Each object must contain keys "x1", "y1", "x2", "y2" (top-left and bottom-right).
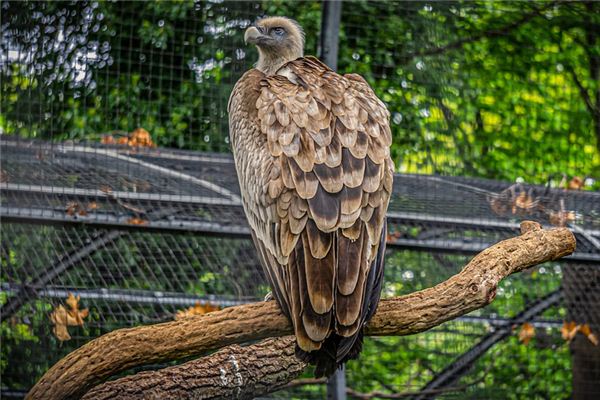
[
  {"x1": 244, "y1": 26, "x2": 261, "y2": 44},
  {"x1": 244, "y1": 26, "x2": 267, "y2": 45}
]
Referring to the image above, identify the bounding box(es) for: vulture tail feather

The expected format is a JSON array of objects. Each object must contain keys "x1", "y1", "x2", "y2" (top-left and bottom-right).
[{"x1": 297, "y1": 221, "x2": 387, "y2": 378}]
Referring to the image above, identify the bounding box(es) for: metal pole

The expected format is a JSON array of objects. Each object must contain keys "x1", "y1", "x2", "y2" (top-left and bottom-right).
[
  {"x1": 322, "y1": 3, "x2": 345, "y2": 396},
  {"x1": 327, "y1": 365, "x2": 347, "y2": 400},
  {"x1": 319, "y1": 0, "x2": 342, "y2": 71}
]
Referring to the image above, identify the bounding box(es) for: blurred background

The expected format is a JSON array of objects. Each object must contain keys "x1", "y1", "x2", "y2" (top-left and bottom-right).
[{"x1": 1, "y1": 1, "x2": 599, "y2": 399}]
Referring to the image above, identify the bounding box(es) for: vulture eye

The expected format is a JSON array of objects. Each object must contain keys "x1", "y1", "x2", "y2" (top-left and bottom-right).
[{"x1": 271, "y1": 27, "x2": 285, "y2": 36}]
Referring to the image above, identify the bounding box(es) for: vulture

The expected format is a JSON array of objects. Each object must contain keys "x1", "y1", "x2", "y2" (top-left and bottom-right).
[{"x1": 228, "y1": 16, "x2": 394, "y2": 377}]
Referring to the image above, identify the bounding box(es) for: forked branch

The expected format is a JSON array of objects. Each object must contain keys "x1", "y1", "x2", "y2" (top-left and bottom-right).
[{"x1": 28, "y1": 222, "x2": 575, "y2": 400}]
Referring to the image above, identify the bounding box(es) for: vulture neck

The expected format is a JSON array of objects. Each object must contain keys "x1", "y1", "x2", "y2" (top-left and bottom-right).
[{"x1": 256, "y1": 48, "x2": 302, "y2": 76}]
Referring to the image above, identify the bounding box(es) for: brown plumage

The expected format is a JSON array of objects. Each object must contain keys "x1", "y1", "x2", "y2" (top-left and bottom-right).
[{"x1": 229, "y1": 16, "x2": 393, "y2": 377}]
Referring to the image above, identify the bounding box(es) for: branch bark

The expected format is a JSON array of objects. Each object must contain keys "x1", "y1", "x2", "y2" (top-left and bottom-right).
[
  {"x1": 82, "y1": 336, "x2": 305, "y2": 400},
  {"x1": 28, "y1": 223, "x2": 575, "y2": 400}
]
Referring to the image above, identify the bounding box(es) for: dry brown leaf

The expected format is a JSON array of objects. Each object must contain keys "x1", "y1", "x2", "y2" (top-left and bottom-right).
[
  {"x1": 175, "y1": 301, "x2": 221, "y2": 320},
  {"x1": 0, "y1": 169, "x2": 8, "y2": 183},
  {"x1": 65, "y1": 202, "x2": 79, "y2": 216},
  {"x1": 512, "y1": 191, "x2": 537, "y2": 215},
  {"x1": 549, "y1": 210, "x2": 576, "y2": 227},
  {"x1": 87, "y1": 202, "x2": 98, "y2": 210},
  {"x1": 101, "y1": 135, "x2": 115, "y2": 145},
  {"x1": 489, "y1": 197, "x2": 508, "y2": 216},
  {"x1": 518, "y1": 322, "x2": 535, "y2": 345},
  {"x1": 50, "y1": 305, "x2": 72, "y2": 341},
  {"x1": 50, "y1": 294, "x2": 89, "y2": 342},
  {"x1": 127, "y1": 217, "x2": 148, "y2": 225},
  {"x1": 567, "y1": 176, "x2": 584, "y2": 190},
  {"x1": 129, "y1": 127, "x2": 155, "y2": 148},
  {"x1": 561, "y1": 321, "x2": 579, "y2": 342},
  {"x1": 65, "y1": 293, "x2": 89, "y2": 326},
  {"x1": 580, "y1": 324, "x2": 599, "y2": 346},
  {"x1": 99, "y1": 185, "x2": 113, "y2": 194}
]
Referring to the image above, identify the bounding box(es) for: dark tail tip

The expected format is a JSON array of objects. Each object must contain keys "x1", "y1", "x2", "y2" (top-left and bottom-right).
[
  {"x1": 296, "y1": 343, "x2": 337, "y2": 378},
  {"x1": 295, "y1": 332, "x2": 364, "y2": 378}
]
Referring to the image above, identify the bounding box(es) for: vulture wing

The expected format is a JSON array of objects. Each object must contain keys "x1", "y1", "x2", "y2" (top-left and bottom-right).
[{"x1": 229, "y1": 57, "x2": 393, "y2": 376}]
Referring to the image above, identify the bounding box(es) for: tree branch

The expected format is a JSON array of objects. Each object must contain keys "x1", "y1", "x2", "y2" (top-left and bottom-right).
[
  {"x1": 409, "y1": 3, "x2": 555, "y2": 59},
  {"x1": 82, "y1": 336, "x2": 306, "y2": 400},
  {"x1": 28, "y1": 223, "x2": 575, "y2": 400},
  {"x1": 564, "y1": 58, "x2": 596, "y2": 117}
]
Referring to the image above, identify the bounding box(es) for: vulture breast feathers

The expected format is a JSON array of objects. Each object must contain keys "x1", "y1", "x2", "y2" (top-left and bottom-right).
[{"x1": 229, "y1": 55, "x2": 393, "y2": 377}]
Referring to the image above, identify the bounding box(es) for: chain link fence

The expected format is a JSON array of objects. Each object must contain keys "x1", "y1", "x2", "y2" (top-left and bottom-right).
[{"x1": 1, "y1": 1, "x2": 599, "y2": 398}]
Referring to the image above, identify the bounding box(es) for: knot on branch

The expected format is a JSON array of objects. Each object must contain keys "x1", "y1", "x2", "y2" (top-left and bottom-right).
[{"x1": 520, "y1": 220, "x2": 542, "y2": 234}]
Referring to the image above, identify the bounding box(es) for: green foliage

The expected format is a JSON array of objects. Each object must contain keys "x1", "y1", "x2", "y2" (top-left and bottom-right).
[
  {"x1": 336, "y1": 1, "x2": 600, "y2": 183},
  {"x1": 2, "y1": 1, "x2": 597, "y2": 183},
  {"x1": 1, "y1": 1, "x2": 596, "y2": 397}
]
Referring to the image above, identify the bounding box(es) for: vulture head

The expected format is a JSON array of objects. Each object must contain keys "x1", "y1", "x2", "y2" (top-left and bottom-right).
[{"x1": 244, "y1": 16, "x2": 305, "y2": 75}]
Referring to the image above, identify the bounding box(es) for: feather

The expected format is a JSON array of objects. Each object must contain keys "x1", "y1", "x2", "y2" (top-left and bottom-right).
[
  {"x1": 279, "y1": 123, "x2": 300, "y2": 146},
  {"x1": 305, "y1": 219, "x2": 333, "y2": 259},
  {"x1": 336, "y1": 317, "x2": 361, "y2": 337},
  {"x1": 306, "y1": 97, "x2": 320, "y2": 117},
  {"x1": 313, "y1": 162, "x2": 344, "y2": 193},
  {"x1": 301, "y1": 234, "x2": 335, "y2": 314},
  {"x1": 340, "y1": 185, "x2": 363, "y2": 215},
  {"x1": 292, "y1": 195, "x2": 308, "y2": 214},
  {"x1": 367, "y1": 134, "x2": 390, "y2": 164},
  {"x1": 289, "y1": 212, "x2": 308, "y2": 235},
  {"x1": 281, "y1": 132, "x2": 300, "y2": 157},
  {"x1": 368, "y1": 189, "x2": 383, "y2": 208},
  {"x1": 265, "y1": 105, "x2": 277, "y2": 126},
  {"x1": 295, "y1": 131, "x2": 316, "y2": 172},
  {"x1": 288, "y1": 247, "x2": 322, "y2": 351},
  {"x1": 302, "y1": 307, "x2": 332, "y2": 342},
  {"x1": 289, "y1": 158, "x2": 319, "y2": 199},
  {"x1": 308, "y1": 126, "x2": 333, "y2": 148},
  {"x1": 349, "y1": 130, "x2": 369, "y2": 159},
  {"x1": 268, "y1": 141, "x2": 283, "y2": 157},
  {"x1": 363, "y1": 157, "x2": 382, "y2": 193},
  {"x1": 337, "y1": 118, "x2": 357, "y2": 148},
  {"x1": 307, "y1": 185, "x2": 340, "y2": 232},
  {"x1": 337, "y1": 228, "x2": 364, "y2": 296},
  {"x1": 290, "y1": 198, "x2": 307, "y2": 220},
  {"x1": 336, "y1": 238, "x2": 367, "y2": 325},
  {"x1": 383, "y1": 159, "x2": 394, "y2": 193},
  {"x1": 358, "y1": 107, "x2": 369, "y2": 124},
  {"x1": 342, "y1": 219, "x2": 362, "y2": 240},
  {"x1": 276, "y1": 203, "x2": 288, "y2": 219},
  {"x1": 291, "y1": 109, "x2": 309, "y2": 128},
  {"x1": 324, "y1": 133, "x2": 342, "y2": 168},
  {"x1": 342, "y1": 148, "x2": 366, "y2": 188},
  {"x1": 281, "y1": 157, "x2": 295, "y2": 189},
  {"x1": 339, "y1": 206, "x2": 362, "y2": 228},
  {"x1": 280, "y1": 220, "x2": 298, "y2": 257},
  {"x1": 364, "y1": 116, "x2": 380, "y2": 138},
  {"x1": 268, "y1": 178, "x2": 284, "y2": 199},
  {"x1": 338, "y1": 112, "x2": 358, "y2": 131},
  {"x1": 360, "y1": 206, "x2": 375, "y2": 222}
]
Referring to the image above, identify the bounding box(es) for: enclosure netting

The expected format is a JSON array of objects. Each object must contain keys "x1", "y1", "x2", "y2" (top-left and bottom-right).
[{"x1": 1, "y1": 1, "x2": 599, "y2": 399}]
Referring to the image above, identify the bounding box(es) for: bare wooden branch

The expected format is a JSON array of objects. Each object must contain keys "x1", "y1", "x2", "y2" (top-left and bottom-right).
[
  {"x1": 28, "y1": 224, "x2": 575, "y2": 400},
  {"x1": 82, "y1": 336, "x2": 305, "y2": 400}
]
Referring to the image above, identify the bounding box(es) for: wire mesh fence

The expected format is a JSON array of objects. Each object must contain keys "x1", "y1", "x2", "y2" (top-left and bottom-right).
[{"x1": 1, "y1": 0, "x2": 599, "y2": 399}]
